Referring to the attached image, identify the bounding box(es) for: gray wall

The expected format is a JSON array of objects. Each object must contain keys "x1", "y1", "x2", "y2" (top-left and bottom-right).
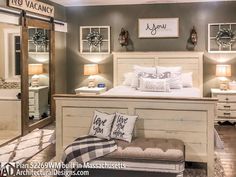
[
  {"x1": 0, "y1": 0, "x2": 67, "y2": 94},
  {"x1": 55, "y1": 31, "x2": 67, "y2": 93},
  {"x1": 66, "y1": 1, "x2": 236, "y2": 96}
]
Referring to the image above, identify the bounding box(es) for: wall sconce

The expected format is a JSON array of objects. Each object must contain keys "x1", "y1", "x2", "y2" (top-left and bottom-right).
[
  {"x1": 84, "y1": 64, "x2": 99, "y2": 88},
  {"x1": 216, "y1": 64, "x2": 231, "y2": 90},
  {"x1": 28, "y1": 64, "x2": 43, "y2": 87}
]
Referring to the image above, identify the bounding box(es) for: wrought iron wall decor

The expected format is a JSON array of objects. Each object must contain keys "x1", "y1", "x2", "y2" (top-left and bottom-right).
[
  {"x1": 190, "y1": 26, "x2": 197, "y2": 46},
  {"x1": 216, "y1": 28, "x2": 235, "y2": 48},
  {"x1": 118, "y1": 28, "x2": 129, "y2": 47},
  {"x1": 86, "y1": 31, "x2": 103, "y2": 47},
  {"x1": 186, "y1": 26, "x2": 198, "y2": 51},
  {"x1": 32, "y1": 31, "x2": 48, "y2": 46}
]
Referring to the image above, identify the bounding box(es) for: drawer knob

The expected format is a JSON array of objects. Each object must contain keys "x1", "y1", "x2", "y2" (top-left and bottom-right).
[
  {"x1": 225, "y1": 98, "x2": 229, "y2": 101},
  {"x1": 224, "y1": 105, "x2": 231, "y2": 108},
  {"x1": 224, "y1": 112, "x2": 231, "y2": 116}
]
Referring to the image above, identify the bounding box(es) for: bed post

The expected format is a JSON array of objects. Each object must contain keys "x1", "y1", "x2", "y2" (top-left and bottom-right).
[
  {"x1": 207, "y1": 103, "x2": 216, "y2": 177},
  {"x1": 55, "y1": 99, "x2": 63, "y2": 161}
]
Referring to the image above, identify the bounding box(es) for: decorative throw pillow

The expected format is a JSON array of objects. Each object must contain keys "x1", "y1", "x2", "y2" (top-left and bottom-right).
[
  {"x1": 182, "y1": 72, "x2": 193, "y2": 88},
  {"x1": 131, "y1": 65, "x2": 157, "y2": 88},
  {"x1": 110, "y1": 112, "x2": 138, "y2": 143},
  {"x1": 89, "y1": 110, "x2": 116, "y2": 140},
  {"x1": 139, "y1": 77, "x2": 170, "y2": 92},
  {"x1": 122, "y1": 72, "x2": 135, "y2": 86},
  {"x1": 156, "y1": 66, "x2": 183, "y2": 89}
]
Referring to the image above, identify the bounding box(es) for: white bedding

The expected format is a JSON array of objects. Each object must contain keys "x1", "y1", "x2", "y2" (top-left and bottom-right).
[{"x1": 102, "y1": 85, "x2": 201, "y2": 98}]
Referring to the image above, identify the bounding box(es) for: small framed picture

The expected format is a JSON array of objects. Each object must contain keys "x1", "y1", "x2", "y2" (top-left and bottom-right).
[{"x1": 138, "y1": 18, "x2": 179, "y2": 38}]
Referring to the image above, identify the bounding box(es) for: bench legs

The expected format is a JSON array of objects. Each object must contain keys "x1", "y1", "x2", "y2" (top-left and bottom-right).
[{"x1": 176, "y1": 172, "x2": 183, "y2": 177}]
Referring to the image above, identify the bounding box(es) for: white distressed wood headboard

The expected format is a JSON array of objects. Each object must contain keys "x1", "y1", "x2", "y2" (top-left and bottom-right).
[{"x1": 113, "y1": 52, "x2": 204, "y2": 96}]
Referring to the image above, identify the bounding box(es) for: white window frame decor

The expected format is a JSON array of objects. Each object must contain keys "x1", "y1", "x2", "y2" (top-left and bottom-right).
[
  {"x1": 3, "y1": 28, "x2": 21, "y2": 82},
  {"x1": 80, "y1": 26, "x2": 110, "y2": 54},
  {"x1": 208, "y1": 23, "x2": 236, "y2": 53},
  {"x1": 138, "y1": 18, "x2": 179, "y2": 38}
]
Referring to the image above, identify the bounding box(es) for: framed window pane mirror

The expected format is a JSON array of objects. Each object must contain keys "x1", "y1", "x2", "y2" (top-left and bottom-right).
[{"x1": 21, "y1": 18, "x2": 55, "y2": 134}]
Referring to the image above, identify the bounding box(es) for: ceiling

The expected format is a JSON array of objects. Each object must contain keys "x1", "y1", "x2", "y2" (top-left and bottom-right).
[{"x1": 49, "y1": 0, "x2": 235, "y2": 7}]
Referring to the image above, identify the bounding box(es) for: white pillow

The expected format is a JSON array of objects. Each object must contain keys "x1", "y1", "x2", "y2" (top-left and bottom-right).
[
  {"x1": 139, "y1": 77, "x2": 170, "y2": 92},
  {"x1": 156, "y1": 66, "x2": 182, "y2": 89},
  {"x1": 89, "y1": 110, "x2": 116, "y2": 140},
  {"x1": 122, "y1": 72, "x2": 135, "y2": 86},
  {"x1": 134, "y1": 65, "x2": 156, "y2": 74},
  {"x1": 110, "y1": 112, "x2": 138, "y2": 143},
  {"x1": 131, "y1": 65, "x2": 156, "y2": 88},
  {"x1": 182, "y1": 72, "x2": 193, "y2": 88},
  {"x1": 166, "y1": 75, "x2": 183, "y2": 89}
]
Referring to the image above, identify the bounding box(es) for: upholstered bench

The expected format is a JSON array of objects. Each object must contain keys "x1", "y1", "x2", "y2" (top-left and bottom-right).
[{"x1": 90, "y1": 137, "x2": 185, "y2": 177}]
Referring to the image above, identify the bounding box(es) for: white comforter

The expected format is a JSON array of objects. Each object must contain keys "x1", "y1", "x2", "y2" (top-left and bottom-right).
[{"x1": 102, "y1": 85, "x2": 201, "y2": 98}]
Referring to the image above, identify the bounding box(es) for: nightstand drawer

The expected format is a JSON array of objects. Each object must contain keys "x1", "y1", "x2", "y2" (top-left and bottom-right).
[
  {"x1": 217, "y1": 103, "x2": 236, "y2": 110},
  {"x1": 29, "y1": 106, "x2": 35, "y2": 112},
  {"x1": 29, "y1": 91, "x2": 35, "y2": 98},
  {"x1": 217, "y1": 110, "x2": 236, "y2": 118},
  {"x1": 217, "y1": 95, "x2": 236, "y2": 102},
  {"x1": 29, "y1": 99, "x2": 35, "y2": 105}
]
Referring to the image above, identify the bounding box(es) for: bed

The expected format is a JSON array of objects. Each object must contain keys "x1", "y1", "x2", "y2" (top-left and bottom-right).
[{"x1": 54, "y1": 52, "x2": 217, "y2": 177}]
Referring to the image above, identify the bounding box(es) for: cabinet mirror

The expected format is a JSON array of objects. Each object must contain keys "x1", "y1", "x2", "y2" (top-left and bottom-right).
[
  {"x1": 28, "y1": 27, "x2": 50, "y2": 125},
  {"x1": 21, "y1": 18, "x2": 55, "y2": 133}
]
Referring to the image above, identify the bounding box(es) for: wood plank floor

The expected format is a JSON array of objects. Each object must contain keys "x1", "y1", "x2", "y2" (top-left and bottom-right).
[
  {"x1": 215, "y1": 125, "x2": 236, "y2": 177},
  {"x1": 24, "y1": 125, "x2": 236, "y2": 177}
]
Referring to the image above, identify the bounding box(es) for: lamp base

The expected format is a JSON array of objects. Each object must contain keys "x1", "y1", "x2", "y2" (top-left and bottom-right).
[
  {"x1": 88, "y1": 76, "x2": 96, "y2": 88},
  {"x1": 31, "y1": 75, "x2": 40, "y2": 87},
  {"x1": 88, "y1": 81, "x2": 95, "y2": 88},
  {"x1": 219, "y1": 80, "x2": 229, "y2": 90},
  {"x1": 220, "y1": 83, "x2": 228, "y2": 90}
]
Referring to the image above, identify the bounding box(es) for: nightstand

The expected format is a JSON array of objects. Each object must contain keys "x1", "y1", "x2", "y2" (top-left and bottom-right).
[
  {"x1": 29, "y1": 86, "x2": 49, "y2": 120},
  {"x1": 75, "y1": 87, "x2": 107, "y2": 95},
  {"x1": 211, "y1": 88, "x2": 236, "y2": 122}
]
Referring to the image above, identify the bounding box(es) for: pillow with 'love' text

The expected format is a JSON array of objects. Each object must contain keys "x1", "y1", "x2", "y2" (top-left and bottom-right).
[
  {"x1": 89, "y1": 110, "x2": 116, "y2": 140},
  {"x1": 110, "y1": 112, "x2": 138, "y2": 142}
]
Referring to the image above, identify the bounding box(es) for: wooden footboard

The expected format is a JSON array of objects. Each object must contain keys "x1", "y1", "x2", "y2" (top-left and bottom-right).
[{"x1": 54, "y1": 94, "x2": 217, "y2": 176}]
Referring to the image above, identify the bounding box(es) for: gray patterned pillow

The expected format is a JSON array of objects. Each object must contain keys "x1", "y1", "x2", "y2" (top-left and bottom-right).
[
  {"x1": 89, "y1": 110, "x2": 116, "y2": 140},
  {"x1": 136, "y1": 72, "x2": 158, "y2": 89},
  {"x1": 139, "y1": 77, "x2": 170, "y2": 92},
  {"x1": 110, "y1": 112, "x2": 138, "y2": 142},
  {"x1": 156, "y1": 66, "x2": 183, "y2": 89}
]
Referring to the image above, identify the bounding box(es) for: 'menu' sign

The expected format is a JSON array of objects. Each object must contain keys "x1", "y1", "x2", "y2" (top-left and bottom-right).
[{"x1": 8, "y1": 0, "x2": 54, "y2": 17}]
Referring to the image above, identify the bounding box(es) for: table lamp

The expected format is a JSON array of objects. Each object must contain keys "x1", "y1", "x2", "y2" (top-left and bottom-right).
[
  {"x1": 84, "y1": 64, "x2": 98, "y2": 88},
  {"x1": 216, "y1": 64, "x2": 231, "y2": 90},
  {"x1": 28, "y1": 64, "x2": 43, "y2": 87}
]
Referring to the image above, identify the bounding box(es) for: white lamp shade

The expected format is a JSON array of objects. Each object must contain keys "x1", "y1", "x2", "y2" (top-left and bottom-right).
[
  {"x1": 84, "y1": 64, "x2": 98, "y2": 76},
  {"x1": 216, "y1": 64, "x2": 231, "y2": 77},
  {"x1": 28, "y1": 64, "x2": 43, "y2": 75}
]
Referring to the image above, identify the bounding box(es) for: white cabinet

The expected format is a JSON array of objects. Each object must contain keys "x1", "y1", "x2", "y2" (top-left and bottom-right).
[
  {"x1": 211, "y1": 88, "x2": 236, "y2": 122},
  {"x1": 29, "y1": 86, "x2": 49, "y2": 119}
]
